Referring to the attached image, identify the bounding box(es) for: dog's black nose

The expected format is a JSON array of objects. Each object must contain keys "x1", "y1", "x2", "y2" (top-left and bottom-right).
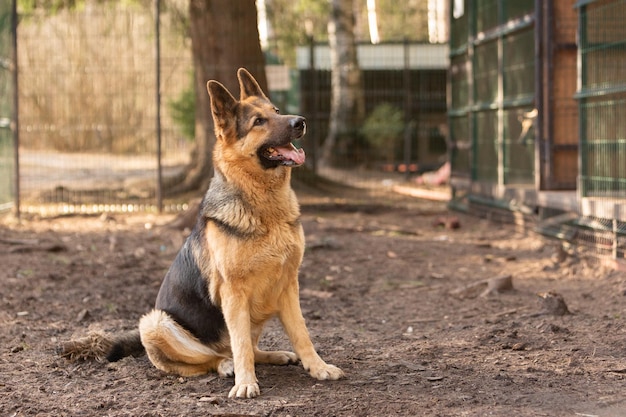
[{"x1": 290, "y1": 117, "x2": 306, "y2": 130}]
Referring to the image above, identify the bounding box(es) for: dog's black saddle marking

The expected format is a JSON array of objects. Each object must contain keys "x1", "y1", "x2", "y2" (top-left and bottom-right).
[{"x1": 155, "y1": 237, "x2": 226, "y2": 345}]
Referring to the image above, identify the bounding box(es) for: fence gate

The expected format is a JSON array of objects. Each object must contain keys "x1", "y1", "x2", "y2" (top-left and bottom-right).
[{"x1": 0, "y1": 0, "x2": 15, "y2": 212}]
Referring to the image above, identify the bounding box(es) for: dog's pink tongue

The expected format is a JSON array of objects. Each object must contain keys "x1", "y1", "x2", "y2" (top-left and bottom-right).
[{"x1": 278, "y1": 144, "x2": 306, "y2": 165}]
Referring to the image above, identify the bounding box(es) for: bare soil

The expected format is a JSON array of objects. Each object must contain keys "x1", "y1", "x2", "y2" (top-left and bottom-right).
[{"x1": 1, "y1": 190, "x2": 625, "y2": 417}]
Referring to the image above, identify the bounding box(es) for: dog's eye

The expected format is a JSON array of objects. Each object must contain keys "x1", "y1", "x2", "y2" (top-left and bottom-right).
[
  {"x1": 274, "y1": 108, "x2": 280, "y2": 114},
  {"x1": 253, "y1": 117, "x2": 266, "y2": 126}
]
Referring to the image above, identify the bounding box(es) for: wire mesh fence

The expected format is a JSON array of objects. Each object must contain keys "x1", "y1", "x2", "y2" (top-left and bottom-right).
[
  {"x1": 449, "y1": 1, "x2": 536, "y2": 186},
  {"x1": 449, "y1": 0, "x2": 626, "y2": 265},
  {"x1": 578, "y1": 0, "x2": 626, "y2": 200},
  {"x1": 16, "y1": 2, "x2": 193, "y2": 215},
  {"x1": 4, "y1": 0, "x2": 626, "y2": 265},
  {"x1": 7, "y1": 0, "x2": 450, "y2": 216}
]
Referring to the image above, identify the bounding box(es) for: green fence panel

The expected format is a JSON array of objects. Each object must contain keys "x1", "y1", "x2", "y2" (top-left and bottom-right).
[
  {"x1": 474, "y1": 110, "x2": 498, "y2": 181},
  {"x1": 578, "y1": 0, "x2": 626, "y2": 198},
  {"x1": 450, "y1": 114, "x2": 471, "y2": 176},
  {"x1": 449, "y1": 0, "x2": 536, "y2": 185}
]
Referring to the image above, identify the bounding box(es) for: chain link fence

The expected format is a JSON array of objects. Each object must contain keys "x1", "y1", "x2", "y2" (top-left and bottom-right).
[{"x1": 15, "y1": 3, "x2": 192, "y2": 215}]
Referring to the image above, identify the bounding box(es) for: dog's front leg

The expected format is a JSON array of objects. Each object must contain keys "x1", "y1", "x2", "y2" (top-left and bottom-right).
[
  {"x1": 220, "y1": 289, "x2": 259, "y2": 399},
  {"x1": 279, "y1": 286, "x2": 344, "y2": 381}
]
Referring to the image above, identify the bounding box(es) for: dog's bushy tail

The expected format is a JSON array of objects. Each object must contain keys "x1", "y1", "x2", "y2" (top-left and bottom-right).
[
  {"x1": 106, "y1": 329, "x2": 144, "y2": 361},
  {"x1": 61, "y1": 329, "x2": 144, "y2": 362}
]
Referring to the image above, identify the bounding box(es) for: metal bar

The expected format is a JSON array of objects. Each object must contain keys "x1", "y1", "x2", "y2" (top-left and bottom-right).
[
  {"x1": 573, "y1": 0, "x2": 598, "y2": 8},
  {"x1": 154, "y1": 0, "x2": 163, "y2": 213},
  {"x1": 468, "y1": 0, "x2": 476, "y2": 181},
  {"x1": 403, "y1": 38, "x2": 412, "y2": 181},
  {"x1": 11, "y1": 0, "x2": 19, "y2": 219},
  {"x1": 470, "y1": 102, "x2": 500, "y2": 112},
  {"x1": 447, "y1": 108, "x2": 468, "y2": 118},
  {"x1": 472, "y1": 13, "x2": 534, "y2": 46},
  {"x1": 544, "y1": 0, "x2": 555, "y2": 190},
  {"x1": 446, "y1": 5, "x2": 454, "y2": 175},
  {"x1": 612, "y1": 218, "x2": 618, "y2": 259},
  {"x1": 574, "y1": 84, "x2": 626, "y2": 99},
  {"x1": 577, "y1": 3, "x2": 587, "y2": 199},
  {"x1": 581, "y1": 139, "x2": 626, "y2": 145},
  {"x1": 496, "y1": 2, "x2": 504, "y2": 187},
  {"x1": 403, "y1": 122, "x2": 414, "y2": 181},
  {"x1": 308, "y1": 35, "x2": 318, "y2": 174},
  {"x1": 580, "y1": 38, "x2": 626, "y2": 54},
  {"x1": 501, "y1": 96, "x2": 535, "y2": 108},
  {"x1": 534, "y1": 0, "x2": 544, "y2": 191},
  {"x1": 449, "y1": 44, "x2": 469, "y2": 58}
]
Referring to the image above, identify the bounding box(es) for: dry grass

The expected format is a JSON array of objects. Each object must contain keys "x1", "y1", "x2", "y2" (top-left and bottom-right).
[{"x1": 18, "y1": 3, "x2": 191, "y2": 155}]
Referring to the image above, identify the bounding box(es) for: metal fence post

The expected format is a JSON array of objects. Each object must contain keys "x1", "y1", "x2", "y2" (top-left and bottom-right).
[
  {"x1": 403, "y1": 38, "x2": 412, "y2": 181},
  {"x1": 154, "y1": 0, "x2": 163, "y2": 213},
  {"x1": 308, "y1": 34, "x2": 318, "y2": 174},
  {"x1": 11, "y1": 0, "x2": 19, "y2": 219}
]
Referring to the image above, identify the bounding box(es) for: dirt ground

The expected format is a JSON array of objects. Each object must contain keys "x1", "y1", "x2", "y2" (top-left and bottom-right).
[{"x1": 1, "y1": 189, "x2": 625, "y2": 417}]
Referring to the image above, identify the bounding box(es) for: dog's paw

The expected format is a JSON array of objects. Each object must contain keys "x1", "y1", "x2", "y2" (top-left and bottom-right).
[
  {"x1": 276, "y1": 351, "x2": 299, "y2": 365},
  {"x1": 257, "y1": 350, "x2": 298, "y2": 365},
  {"x1": 228, "y1": 382, "x2": 260, "y2": 399},
  {"x1": 309, "y1": 363, "x2": 344, "y2": 381},
  {"x1": 217, "y1": 359, "x2": 234, "y2": 377}
]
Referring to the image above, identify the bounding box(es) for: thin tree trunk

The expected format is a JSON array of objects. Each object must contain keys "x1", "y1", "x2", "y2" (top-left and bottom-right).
[
  {"x1": 166, "y1": 0, "x2": 267, "y2": 195},
  {"x1": 321, "y1": 0, "x2": 365, "y2": 167}
]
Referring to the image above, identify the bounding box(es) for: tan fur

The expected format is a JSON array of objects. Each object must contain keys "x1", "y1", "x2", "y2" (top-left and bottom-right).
[
  {"x1": 139, "y1": 310, "x2": 230, "y2": 377},
  {"x1": 138, "y1": 68, "x2": 343, "y2": 399}
]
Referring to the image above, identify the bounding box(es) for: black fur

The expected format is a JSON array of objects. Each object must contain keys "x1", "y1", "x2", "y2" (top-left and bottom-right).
[
  {"x1": 201, "y1": 170, "x2": 257, "y2": 238},
  {"x1": 258, "y1": 149, "x2": 281, "y2": 169},
  {"x1": 206, "y1": 216, "x2": 250, "y2": 239},
  {"x1": 236, "y1": 101, "x2": 256, "y2": 139},
  {"x1": 106, "y1": 330, "x2": 144, "y2": 362},
  {"x1": 154, "y1": 228, "x2": 226, "y2": 345},
  {"x1": 108, "y1": 173, "x2": 235, "y2": 362}
]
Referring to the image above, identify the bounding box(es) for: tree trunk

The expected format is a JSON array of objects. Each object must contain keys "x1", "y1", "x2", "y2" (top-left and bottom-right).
[
  {"x1": 166, "y1": 0, "x2": 267, "y2": 195},
  {"x1": 321, "y1": 0, "x2": 365, "y2": 167}
]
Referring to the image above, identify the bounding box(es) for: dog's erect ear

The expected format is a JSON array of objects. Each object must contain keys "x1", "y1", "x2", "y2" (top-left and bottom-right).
[
  {"x1": 207, "y1": 80, "x2": 237, "y2": 137},
  {"x1": 238, "y1": 68, "x2": 268, "y2": 100}
]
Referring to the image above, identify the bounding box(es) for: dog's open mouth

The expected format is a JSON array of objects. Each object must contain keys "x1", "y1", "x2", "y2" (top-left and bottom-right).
[{"x1": 262, "y1": 143, "x2": 306, "y2": 166}]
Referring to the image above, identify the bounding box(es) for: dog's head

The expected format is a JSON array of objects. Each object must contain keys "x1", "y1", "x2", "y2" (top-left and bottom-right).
[{"x1": 207, "y1": 68, "x2": 306, "y2": 173}]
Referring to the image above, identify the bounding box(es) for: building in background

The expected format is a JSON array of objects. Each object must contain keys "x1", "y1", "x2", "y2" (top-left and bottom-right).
[{"x1": 297, "y1": 42, "x2": 449, "y2": 171}]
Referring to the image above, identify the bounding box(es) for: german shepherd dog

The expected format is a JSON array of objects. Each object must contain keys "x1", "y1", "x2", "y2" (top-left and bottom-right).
[{"x1": 63, "y1": 68, "x2": 343, "y2": 398}]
